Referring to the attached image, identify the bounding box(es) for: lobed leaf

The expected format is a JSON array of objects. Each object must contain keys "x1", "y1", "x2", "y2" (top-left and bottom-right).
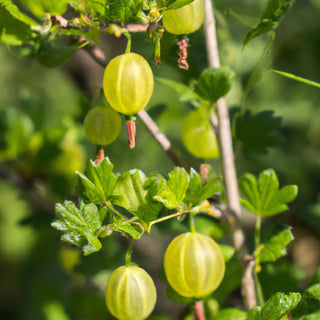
[
  {"x1": 113, "y1": 170, "x2": 163, "y2": 222},
  {"x1": 235, "y1": 110, "x2": 283, "y2": 154},
  {"x1": 76, "y1": 157, "x2": 117, "y2": 205},
  {"x1": 246, "y1": 292, "x2": 301, "y2": 320},
  {"x1": 52, "y1": 201, "x2": 104, "y2": 255},
  {"x1": 239, "y1": 169, "x2": 298, "y2": 217},
  {"x1": 194, "y1": 66, "x2": 235, "y2": 103}
]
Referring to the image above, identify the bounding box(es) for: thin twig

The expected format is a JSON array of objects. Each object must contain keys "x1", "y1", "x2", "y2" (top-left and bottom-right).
[
  {"x1": 203, "y1": 0, "x2": 256, "y2": 310},
  {"x1": 84, "y1": 43, "x2": 189, "y2": 169}
]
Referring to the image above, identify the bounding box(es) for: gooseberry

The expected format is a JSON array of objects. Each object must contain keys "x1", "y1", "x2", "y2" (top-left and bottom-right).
[
  {"x1": 105, "y1": 265, "x2": 157, "y2": 320},
  {"x1": 162, "y1": 0, "x2": 204, "y2": 35},
  {"x1": 103, "y1": 53, "x2": 154, "y2": 116},
  {"x1": 181, "y1": 109, "x2": 219, "y2": 159},
  {"x1": 164, "y1": 232, "x2": 225, "y2": 298},
  {"x1": 83, "y1": 106, "x2": 121, "y2": 146}
]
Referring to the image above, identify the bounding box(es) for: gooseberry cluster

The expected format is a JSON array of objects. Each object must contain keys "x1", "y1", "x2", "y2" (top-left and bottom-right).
[{"x1": 105, "y1": 232, "x2": 225, "y2": 320}]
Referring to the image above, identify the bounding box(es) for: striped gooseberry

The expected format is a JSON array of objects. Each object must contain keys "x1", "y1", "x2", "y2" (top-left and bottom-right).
[
  {"x1": 164, "y1": 232, "x2": 225, "y2": 298},
  {"x1": 83, "y1": 106, "x2": 121, "y2": 146},
  {"x1": 162, "y1": 0, "x2": 204, "y2": 35},
  {"x1": 105, "y1": 265, "x2": 157, "y2": 320},
  {"x1": 103, "y1": 53, "x2": 154, "y2": 116},
  {"x1": 181, "y1": 109, "x2": 219, "y2": 160}
]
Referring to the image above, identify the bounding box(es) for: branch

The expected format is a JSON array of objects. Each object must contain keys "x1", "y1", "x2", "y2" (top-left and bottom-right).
[
  {"x1": 83, "y1": 43, "x2": 189, "y2": 170},
  {"x1": 203, "y1": 0, "x2": 256, "y2": 310}
]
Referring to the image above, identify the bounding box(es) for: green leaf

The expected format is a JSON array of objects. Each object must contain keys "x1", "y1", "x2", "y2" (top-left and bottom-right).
[
  {"x1": 112, "y1": 215, "x2": 143, "y2": 239},
  {"x1": 215, "y1": 308, "x2": 246, "y2": 320},
  {"x1": 195, "y1": 66, "x2": 235, "y2": 103},
  {"x1": 154, "y1": 167, "x2": 189, "y2": 209},
  {"x1": 261, "y1": 292, "x2": 301, "y2": 320},
  {"x1": 246, "y1": 306, "x2": 262, "y2": 320},
  {"x1": 166, "y1": 0, "x2": 194, "y2": 10},
  {"x1": 243, "y1": 0, "x2": 295, "y2": 47},
  {"x1": 184, "y1": 168, "x2": 221, "y2": 209},
  {"x1": 271, "y1": 69, "x2": 320, "y2": 89},
  {"x1": 259, "y1": 226, "x2": 294, "y2": 262},
  {"x1": 239, "y1": 169, "x2": 298, "y2": 217},
  {"x1": 17, "y1": 0, "x2": 69, "y2": 18},
  {"x1": 235, "y1": 110, "x2": 283, "y2": 154},
  {"x1": 52, "y1": 201, "x2": 103, "y2": 255},
  {"x1": 76, "y1": 157, "x2": 117, "y2": 205},
  {"x1": 1, "y1": 0, "x2": 39, "y2": 26},
  {"x1": 156, "y1": 77, "x2": 202, "y2": 105},
  {"x1": 105, "y1": 0, "x2": 146, "y2": 25},
  {"x1": 113, "y1": 170, "x2": 163, "y2": 222},
  {"x1": 292, "y1": 284, "x2": 320, "y2": 319}
]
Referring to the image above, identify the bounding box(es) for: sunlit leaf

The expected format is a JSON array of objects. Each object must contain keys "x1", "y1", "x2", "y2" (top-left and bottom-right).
[{"x1": 239, "y1": 169, "x2": 298, "y2": 217}]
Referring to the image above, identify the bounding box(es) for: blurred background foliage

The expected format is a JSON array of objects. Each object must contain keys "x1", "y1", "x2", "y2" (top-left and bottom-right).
[{"x1": 0, "y1": 0, "x2": 320, "y2": 319}]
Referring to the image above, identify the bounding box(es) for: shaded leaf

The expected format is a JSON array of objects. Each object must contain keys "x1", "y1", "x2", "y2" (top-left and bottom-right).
[
  {"x1": 17, "y1": 0, "x2": 69, "y2": 18},
  {"x1": 239, "y1": 169, "x2": 298, "y2": 217},
  {"x1": 194, "y1": 66, "x2": 235, "y2": 103},
  {"x1": 243, "y1": 0, "x2": 295, "y2": 47},
  {"x1": 52, "y1": 201, "x2": 103, "y2": 255},
  {"x1": 235, "y1": 110, "x2": 283, "y2": 154}
]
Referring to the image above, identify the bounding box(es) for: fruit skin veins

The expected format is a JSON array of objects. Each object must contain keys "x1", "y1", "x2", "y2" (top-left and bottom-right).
[
  {"x1": 182, "y1": 109, "x2": 219, "y2": 160},
  {"x1": 83, "y1": 106, "x2": 121, "y2": 146},
  {"x1": 164, "y1": 232, "x2": 225, "y2": 298},
  {"x1": 105, "y1": 265, "x2": 157, "y2": 320},
  {"x1": 103, "y1": 53, "x2": 154, "y2": 116},
  {"x1": 162, "y1": 0, "x2": 204, "y2": 35}
]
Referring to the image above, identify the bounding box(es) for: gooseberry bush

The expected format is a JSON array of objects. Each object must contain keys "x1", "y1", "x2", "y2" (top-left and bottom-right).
[{"x1": 1, "y1": 0, "x2": 320, "y2": 320}]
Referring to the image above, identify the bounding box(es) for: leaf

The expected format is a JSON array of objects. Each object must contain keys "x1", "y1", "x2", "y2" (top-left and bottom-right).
[
  {"x1": 215, "y1": 308, "x2": 246, "y2": 320},
  {"x1": 246, "y1": 306, "x2": 262, "y2": 320},
  {"x1": 76, "y1": 157, "x2": 117, "y2": 205},
  {"x1": 239, "y1": 169, "x2": 298, "y2": 217},
  {"x1": 271, "y1": 69, "x2": 320, "y2": 89},
  {"x1": 246, "y1": 292, "x2": 301, "y2": 320},
  {"x1": 243, "y1": 0, "x2": 295, "y2": 47},
  {"x1": 194, "y1": 66, "x2": 235, "y2": 103},
  {"x1": 292, "y1": 284, "x2": 320, "y2": 319},
  {"x1": 235, "y1": 110, "x2": 283, "y2": 154},
  {"x1": 156, "y1": 77, "x2": 202, "y2": 105},
  {"x1": 105, "y1": 0, "x2": 146, "y2": 25},
  {"x1": 166, "y1": 0, "x2": 194, "y2": 10},
  {"x1": 113, "y1": 170, "x2": 163, "y2": 222},
  {"x1": 184, "y1": 168, "x2": 221, "y2": 209},
  {"x1": 52, "y1": 201, "x2": 103, "y2": 255},
  {"x1": 112, "y1": 216, "x2": 143, "y2": 239},
  {"x1": 259, "y1": 226, "x2": 294, "y2": 262},
  {"x1": 17, "y1": 0, "x2": 69, "y2": 18},
  {"x1": 154, "y1": 167, "x2": 189, "y2": 209},
  {"x1": 1, "y1": 0, "x2": 39, "y2": 26},
  {"x1": 261, "y1": 292, "x2": 301, "y2": 320}
]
